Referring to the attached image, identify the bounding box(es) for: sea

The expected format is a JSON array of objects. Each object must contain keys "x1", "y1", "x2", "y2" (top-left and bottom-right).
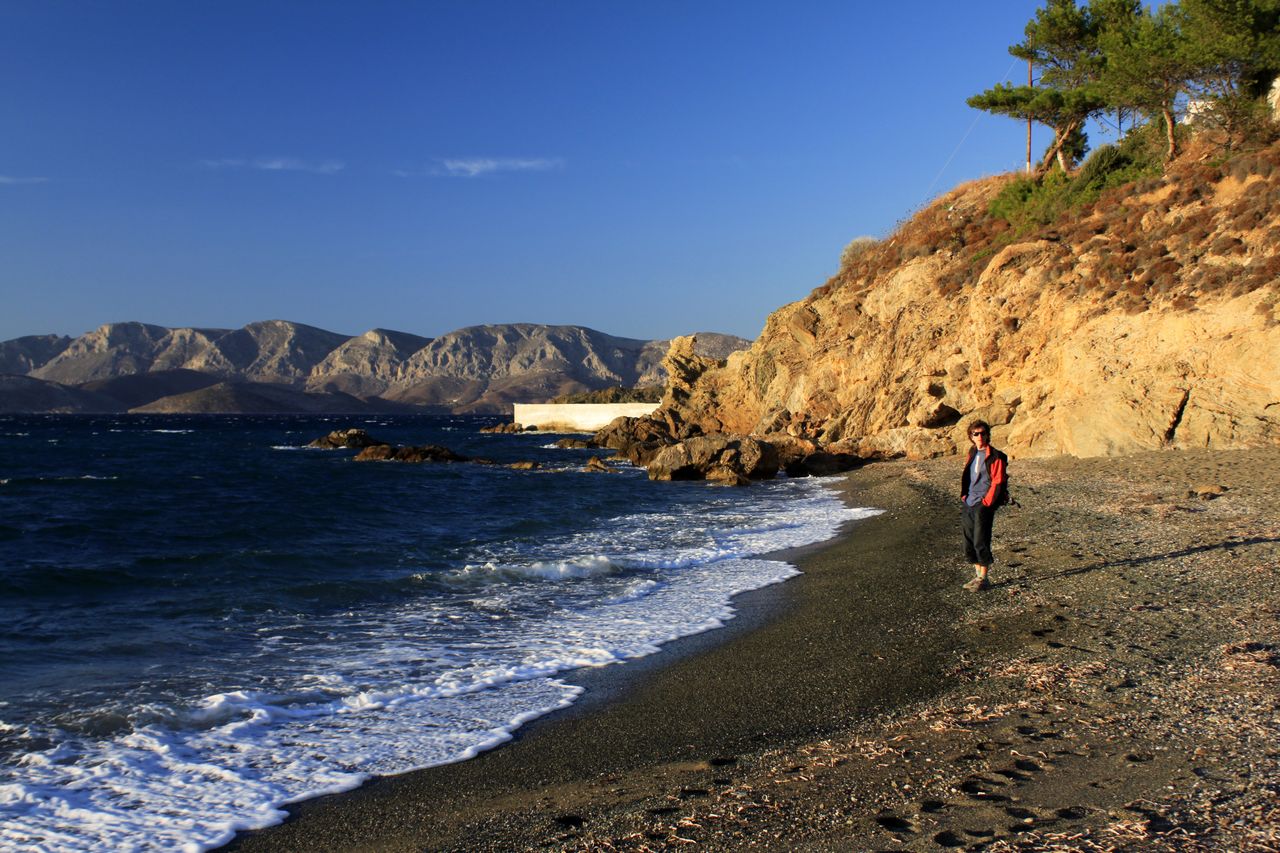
[{"x1": 0, "y1": 413, "x2": 876, "y2": 852}]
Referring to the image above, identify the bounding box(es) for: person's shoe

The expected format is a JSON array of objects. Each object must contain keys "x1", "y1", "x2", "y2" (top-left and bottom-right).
[{"x1": 963, "y1": 576, "x2": 990, "y2": 591}]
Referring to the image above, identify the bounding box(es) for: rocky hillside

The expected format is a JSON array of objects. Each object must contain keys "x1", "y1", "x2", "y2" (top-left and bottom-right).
[
  {"x1": 1, "y1": 321, "x2": 749, "y2": 414},
  {"x1": 663, "y1": 141, "x2": 1280, "y2": 459}
]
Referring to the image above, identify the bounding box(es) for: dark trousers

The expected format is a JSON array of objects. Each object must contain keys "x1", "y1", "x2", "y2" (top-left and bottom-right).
[{"x1": 962, "y1": 502, "x2": 996, "y2": 567}]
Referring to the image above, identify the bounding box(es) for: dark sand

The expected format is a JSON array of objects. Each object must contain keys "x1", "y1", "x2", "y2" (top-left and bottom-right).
[{"x1": 227, "y1": 448, "x2": 1280, "y2": 851}]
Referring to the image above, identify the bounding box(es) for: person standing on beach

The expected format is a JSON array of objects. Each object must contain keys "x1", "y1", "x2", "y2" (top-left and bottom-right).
[{"x1": 960, "y1": 420, "x2": 1007, "y2": 591}]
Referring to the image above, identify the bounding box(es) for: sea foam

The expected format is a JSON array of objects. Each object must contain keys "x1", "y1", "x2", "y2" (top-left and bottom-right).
[{"x1": 0, "y1": 476, "x2": 875, "y2": 852}]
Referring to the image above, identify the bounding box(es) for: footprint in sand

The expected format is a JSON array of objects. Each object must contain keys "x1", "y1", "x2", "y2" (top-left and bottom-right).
[
  {"x1": 994, "y1": 767, "x2": 1032, "y2": 782},
  {"x1": 959, "y1": 776, "x2": 1010, "y2": 802},
  {"x1": 934, "y1": 829, "x2": 966, "y2": 847},
  {"x1": 874, "y1": 812, "x2": 914, "y2": 834},
  {"x1": 1005, "y1": 805, "x2": 1038, "y2": 821}
]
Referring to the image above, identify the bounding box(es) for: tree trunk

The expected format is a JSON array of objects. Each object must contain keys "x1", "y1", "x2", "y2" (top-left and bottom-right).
[
  {"x1": 1162, "y1": 106, "x2": 1178, "y2": 161},
  {"x1": 1035, "y1": 119, "x2": 1080, "y2": 176}
]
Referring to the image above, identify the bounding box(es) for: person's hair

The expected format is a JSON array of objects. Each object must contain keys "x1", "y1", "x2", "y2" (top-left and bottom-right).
[{"x1": 968, "y1": 420, "x2": 991, "y2": 436}]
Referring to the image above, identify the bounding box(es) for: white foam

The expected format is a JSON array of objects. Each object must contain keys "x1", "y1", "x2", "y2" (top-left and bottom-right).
[
  {"x1": 450, "y1": 554, "x2": 618, "y2": 583},
  {"x1": 0, "y1": 479, "x2": 877, "y2": 852}
]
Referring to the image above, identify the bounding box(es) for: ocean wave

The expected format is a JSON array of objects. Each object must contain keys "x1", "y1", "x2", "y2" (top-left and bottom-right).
[
  {"x1": 0, "y1": 454, "x2": 875, "y2": 851},
  {"x1": 0, "y1": 474, "x2": 119, "y2": 486},
  {"x1": 447, "y1": 554, "x2": 619, "y2": 584}
]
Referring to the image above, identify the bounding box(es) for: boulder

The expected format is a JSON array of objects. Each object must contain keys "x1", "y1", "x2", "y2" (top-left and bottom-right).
[
  {"x1": 308, "y1": 428, "x2": 389, "y2": 449},
  {"x1": 646, "y1": 434, "x2": 779, "y2": 483},
  {"x1": 1189, "y1": 484, "x2": 1228, "y2": 500},
  {"x1": 593, "y1": 415, "x2": 673, "y2": 450},
  {"x1": 555, "y1": 438, "x2": 592, "y2": 449},
  {"x1": 355, "y1": 444, "x2": 470, "y2": 463},
  {"x1": 584, "y1": 456, "x2": 618, "y2": 473},
  {"x1": 593, "y1": 414, "x2": 677, "y2": 467},
  {"x1": 794, "y1": 451, "x2": 862, "y2": 477},
  {"x1": 507, "y1": 460, "x2": 539, "y2": 470},
  {"x1": 705, "y1": 466, "x2": 750, "y2": 487},
  {"x1": 480, "y1": 422, "x2": 525, "y2": 434}
]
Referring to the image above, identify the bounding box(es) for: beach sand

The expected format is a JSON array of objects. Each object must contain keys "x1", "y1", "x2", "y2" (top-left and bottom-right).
[{"x1": 226, "y1": 447, "x2": 1280, "y2": 851}]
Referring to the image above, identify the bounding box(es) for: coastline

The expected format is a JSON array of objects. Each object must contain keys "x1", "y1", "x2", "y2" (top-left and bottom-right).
[{"x1": 226, "y1": 448, "x2": 1280, "y2": 851}]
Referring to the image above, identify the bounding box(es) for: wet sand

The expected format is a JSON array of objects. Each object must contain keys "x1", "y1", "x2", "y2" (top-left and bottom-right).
[{"x1": 226, "y1": 447, "x2": 1280, "y2": 851}]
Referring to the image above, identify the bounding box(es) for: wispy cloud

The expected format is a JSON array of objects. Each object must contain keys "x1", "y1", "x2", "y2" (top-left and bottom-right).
[
  {"x1": 0, "y1": 175, "x2": 48, "y2": 185},
  {"x1": 200, "y1": 157, "x2": 345, "y2": 175},
  {"x1": 396, "y1": 157, "x2": 565, "y2": 178}
]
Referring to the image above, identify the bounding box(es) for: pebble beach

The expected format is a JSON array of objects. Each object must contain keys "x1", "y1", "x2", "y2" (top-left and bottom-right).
[{"x1": 227, "y1": 446, "x2": 1280, "y2": 851}]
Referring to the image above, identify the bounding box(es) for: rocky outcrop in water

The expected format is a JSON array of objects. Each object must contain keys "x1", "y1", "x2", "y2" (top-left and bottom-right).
[
  {"x1": 308, "y1": 429, "x2": 389, "y2": 449},
  {"x1": 646, "y1": 434, "x2": 780, "y2": 486},
  {"x1": 480, "y1": 422, "x2": 529, "y2": 434},
  {"x1": 354, "y1": 444, "x2": 471, "y2": 463}
]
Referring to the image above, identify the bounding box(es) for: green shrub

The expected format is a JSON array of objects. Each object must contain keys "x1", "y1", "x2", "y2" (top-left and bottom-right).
[{"x1": 988, "y1": 127, "x2": 1165, "y2": 234}]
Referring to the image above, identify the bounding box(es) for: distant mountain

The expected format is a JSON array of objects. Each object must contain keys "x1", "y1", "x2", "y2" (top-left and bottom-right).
[
  {"x1": 0, "y1": 375, "x2": 121, "y2": 413},
  {"x1": 31, "y1": 322, "x2": 229, "y2": 384},
  {"x1": 79, "y1": 369, "x2": 222, "y2": 410},
  {"x1": 131, "y1": 381, "x2": 410, "y2": 415},
  {"x1": 0, "y1": 334, "x2": 74, "y2": 375},
  {"x1": 30, "y1": 320, "x2": 349, "y2": 386},
  {"x1": 307, "y1": 328, "x2": 433, "y2": 397},
  {"x1": 1, "y1": 320, "x2": 751, "y2": 414}
]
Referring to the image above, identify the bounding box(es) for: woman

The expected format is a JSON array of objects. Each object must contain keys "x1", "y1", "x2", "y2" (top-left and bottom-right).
[{"x1": 960, "y1": 420, "x2": 1007, "y2": 591}]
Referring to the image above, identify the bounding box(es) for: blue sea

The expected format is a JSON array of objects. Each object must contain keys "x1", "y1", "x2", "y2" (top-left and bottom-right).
[{"x1": 0, "y1": 414, "x2": 874, "y2": 851}]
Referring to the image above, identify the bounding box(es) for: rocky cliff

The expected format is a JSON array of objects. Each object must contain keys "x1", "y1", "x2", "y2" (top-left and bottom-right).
[{"x1": 664, "y1": 141, "x2": 1280, "y2": 459}]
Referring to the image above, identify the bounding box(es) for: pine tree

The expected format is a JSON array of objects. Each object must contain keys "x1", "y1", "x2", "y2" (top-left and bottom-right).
[
  {"x1": 1100, "y1": 6, "x2": 1194, "y2": 159},
  {"x1": 968, "y1": 0, "x2": 1115, "y2": 173},
  {"x1": 1179, "y1": 0, "x2": 1280, "y2": 139}
]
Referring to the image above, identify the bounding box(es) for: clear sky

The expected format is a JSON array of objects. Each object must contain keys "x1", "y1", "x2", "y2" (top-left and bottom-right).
[{"x1": 1, "y1": 0, "x2": 1068, "y2": 343}]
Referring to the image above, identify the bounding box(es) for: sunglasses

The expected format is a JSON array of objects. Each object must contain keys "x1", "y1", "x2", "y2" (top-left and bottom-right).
[{"x1": 970, "y1": 431, "x2": 988, "y2": 437}]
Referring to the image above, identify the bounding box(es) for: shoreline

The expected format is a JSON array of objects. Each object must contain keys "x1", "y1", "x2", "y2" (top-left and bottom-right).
[
  {"x1": 226, "y1": 461, "x2": 963, "y2": 851},
  {"x1": 227, "y1": 448, "x2": 1280, "y2": 851}
]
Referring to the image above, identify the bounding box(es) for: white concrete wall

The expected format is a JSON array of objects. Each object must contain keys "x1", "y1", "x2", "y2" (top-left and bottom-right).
[{"x1": 513, "y1": 402, "x2": 660, "y2": 433}]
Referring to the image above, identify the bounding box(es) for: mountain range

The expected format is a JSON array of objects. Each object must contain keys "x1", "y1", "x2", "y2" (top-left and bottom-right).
[{"x1": 0, "y1": 321, "x2": 749, "y2": 414}]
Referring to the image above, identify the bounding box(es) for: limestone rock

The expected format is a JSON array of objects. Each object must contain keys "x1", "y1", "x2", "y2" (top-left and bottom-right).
[
  {"x1": 657, "y1": 146, "x2": 1280, "y2": 460},
  {"x1": 646, "y1": 434, "x2": 779, "y2": 483},
  {"x1": 592, "y1": 415, "x2": 676, "y2": 467}
]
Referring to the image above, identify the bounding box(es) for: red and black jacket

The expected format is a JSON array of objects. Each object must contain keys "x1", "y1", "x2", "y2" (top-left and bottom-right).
[{"x1": 961, "y1": 445, "x2": 1008, "y2": 508}]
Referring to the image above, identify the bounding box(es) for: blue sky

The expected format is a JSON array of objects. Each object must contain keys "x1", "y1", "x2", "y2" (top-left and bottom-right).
[{"x1": 1, "y1": 0, "x2": 1067, "y2": 343}]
